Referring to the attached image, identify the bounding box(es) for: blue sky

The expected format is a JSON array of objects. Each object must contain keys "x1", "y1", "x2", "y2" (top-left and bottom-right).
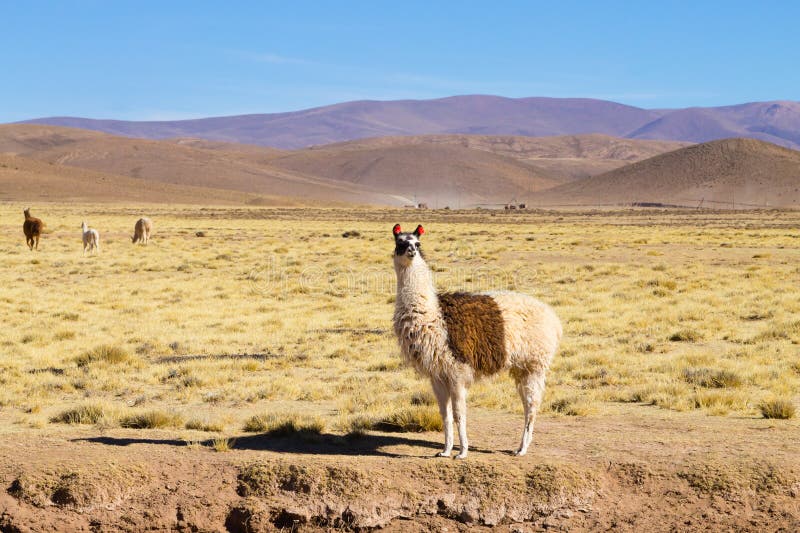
[{"x1": 2, "y1": 1, "x2": 798, "y2": 122}]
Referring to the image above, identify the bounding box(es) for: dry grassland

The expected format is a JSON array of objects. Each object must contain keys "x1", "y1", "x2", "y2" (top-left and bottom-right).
[{"x1": 0, "y1": 204, "x2": 798, "y2": 440}]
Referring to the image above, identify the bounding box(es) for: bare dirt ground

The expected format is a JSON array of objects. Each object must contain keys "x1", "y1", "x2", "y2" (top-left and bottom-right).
[{"x1": 2, "y1": 406, "x2": 798, "y2": 532}]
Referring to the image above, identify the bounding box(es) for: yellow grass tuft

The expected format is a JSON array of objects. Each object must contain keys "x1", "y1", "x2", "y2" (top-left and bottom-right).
[
  {"x1": 374, "y1": 406, "x2": 443, "y2": 432},
  {"x1": 75, "y1": 345, "x2": 131, "y2": 367},
  {"x1": 50, "y1": 403, "x2": 115, "y2": 425},
  {"x1": 211, "y1": 437, "x2": 235, "y2": 452},
  {"x1": 758, "y1": 399, "x2": 796, "y2": 419},
  {"x1": 120, "y1": 410, "x2": 184, "y2": 429},
  {"x1": 242, "y1": 413, "x2": 325, "y2": 435}
]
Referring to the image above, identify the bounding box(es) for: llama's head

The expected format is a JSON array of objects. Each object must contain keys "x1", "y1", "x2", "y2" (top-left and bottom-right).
[
  {"x1": 23, "y1": 208, "x2": 30, "y2": 218},
  {"x1": 393, "y1": 224, "x2": 424, "y2": 268},
  {"x1": 81, "y1": 221, "x2": 87, "y2": 231}
]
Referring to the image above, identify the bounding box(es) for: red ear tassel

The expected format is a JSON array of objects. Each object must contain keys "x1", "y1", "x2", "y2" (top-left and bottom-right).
[
  {"x1": 415, "y1": 225, "x2": 424, "y2": 235},
  {"x1": 392, "y1": 224, "x2": 402, "y2": 235}
]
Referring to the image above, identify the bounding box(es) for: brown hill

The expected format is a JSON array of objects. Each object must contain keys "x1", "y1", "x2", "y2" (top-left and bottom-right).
[
  {"x1": 0, "y1": 125, "x2": 399, "y2": 205},
  {"x1": 269, "y1": 142, "x2": 559, "y2": 207},
  {"x1": 1, "y1": 125, "x2": 569, "y2": 206},
  {"x1": 533, "y1": 138, "x2": 800, "y2": 208},
  {"x1": 314, "y1": 134, "x2": 690, "y2": 181},
  {"x1": 0, "y1": 153, "x2": 287, "y2": 204}
]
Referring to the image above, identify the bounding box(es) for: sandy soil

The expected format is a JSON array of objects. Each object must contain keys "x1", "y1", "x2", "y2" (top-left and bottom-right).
[{"x1": 1, "y1": 406, "x2": 798, "y2": 532}]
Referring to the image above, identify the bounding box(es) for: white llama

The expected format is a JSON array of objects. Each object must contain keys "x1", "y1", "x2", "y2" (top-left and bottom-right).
[
  {"x1": 81, "y1": 221, "x2": 100, "y2": 255},
  {"x1": 392, "y1": 224, "x2": 562, "y2": 459}
]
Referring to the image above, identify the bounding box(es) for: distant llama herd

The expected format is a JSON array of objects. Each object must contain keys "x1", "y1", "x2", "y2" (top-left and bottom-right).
[{"x1": 22, "y1": 208, "x2": 152, "y2": 254}]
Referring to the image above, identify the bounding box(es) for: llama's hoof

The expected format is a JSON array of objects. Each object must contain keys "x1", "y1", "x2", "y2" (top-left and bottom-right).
[
  {"x1": 436, "y1": 451, "x2": 452, "y2": 458},
  {"x1": 514, "y1": 449, "x2": 527, "y2": 457},
  {"x1": 454, "y1": 453, "x2": 468, "y2": 460}
]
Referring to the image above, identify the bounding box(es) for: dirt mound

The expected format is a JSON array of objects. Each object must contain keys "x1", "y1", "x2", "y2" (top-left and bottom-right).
[{"x1": 534, "y1": 138, "x2": 800, "y2": 207}]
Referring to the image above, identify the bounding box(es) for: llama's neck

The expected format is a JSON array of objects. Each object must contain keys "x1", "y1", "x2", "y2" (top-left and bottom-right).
[
  {"x1": 394, "y1": 256, "x2": 448, "y2": 374},
  {"x1": 395, "y1": 256, "x2": 438, "y2": 314}
]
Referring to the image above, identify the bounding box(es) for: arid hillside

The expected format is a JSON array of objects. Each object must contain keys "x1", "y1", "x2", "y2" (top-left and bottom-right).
[
  {"x1": 0, "y1": 153, "x2": 281, "y2": 204},
  {"x1": 534, "y1": 138, "x2": 800, "y2": 207},
  {"x1": 4, "y1": 124, "x2": 798, "y2": 208},
  {"x1": 0, "y1": 124, "x2": 399, "y2": 205},
  {"x1": 313, "y1": 133, "x2": 691, "y2": 181},
  {"x1": 269, "y1": 142, "x2": 558, "y2": 206}
]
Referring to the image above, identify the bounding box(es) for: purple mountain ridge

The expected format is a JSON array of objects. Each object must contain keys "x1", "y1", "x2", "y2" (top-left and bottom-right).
[{"x1": 16, "y1": 96, "x2": 800, "y2": 150}]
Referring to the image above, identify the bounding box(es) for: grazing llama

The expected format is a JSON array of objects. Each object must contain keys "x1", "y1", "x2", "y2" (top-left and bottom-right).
[
  {"x1": 81, "y1": 221, "x2": 100, "y2": 255},
  {"x1": 392, "y1": 224, "x2": 562, "y2": 459},
  {"x1": 22, "y1": 208, "x2": 44, "y2": 250},
  {"x1": 132, "y1": 217, "x2": 153, "y2": 245}
]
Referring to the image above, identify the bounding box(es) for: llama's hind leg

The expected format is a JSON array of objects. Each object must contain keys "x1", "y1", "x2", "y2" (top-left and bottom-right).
[
  {"x1": 431, "y1": 379, "x2": 453, "y2": 457},
  {"x1": 514, "y1": 371, "x2": 546, "y2": 456}
]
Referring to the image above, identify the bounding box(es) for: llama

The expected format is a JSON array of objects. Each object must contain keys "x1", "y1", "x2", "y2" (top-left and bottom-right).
[
  {"x1": 392, "y1": 224, "x2": 562, "y2": 459},
  {"x1": 81, "y1": 221, "x2": 100, "y2": 255},
  {"x1": 22, "y1": 208, "x2": 44, "y2": 250},
  {"x1": 132, "y1": 217, "x2": 152, "y2": 245}
]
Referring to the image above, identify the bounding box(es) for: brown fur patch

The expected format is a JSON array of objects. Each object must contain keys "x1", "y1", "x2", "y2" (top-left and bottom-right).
[{"x1": 438, "y1": 292, "x2": 507, "y2": 376}]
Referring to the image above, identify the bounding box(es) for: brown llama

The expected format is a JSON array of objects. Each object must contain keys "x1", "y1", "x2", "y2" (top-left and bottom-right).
[{"x1": 23, "y1": 208, "x2": 44, "y2": 250}]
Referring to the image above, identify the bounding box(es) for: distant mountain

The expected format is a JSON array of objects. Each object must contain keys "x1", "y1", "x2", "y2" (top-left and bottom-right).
[
  {"x1": 1, "y1": 125, "x2": 690, "y2": 206},
  {"x1": 533, "y1": 138, "x2": 800, "y2": 208},
  {"x1": 628, "y1": 101, "x2": 800, "y2": 148},
  {"x1": 17, "y1": 96, "x2": 800, "y2": 150},
  {"x1": 19, "y1": 96, "x2": 661, "y2": 148}
]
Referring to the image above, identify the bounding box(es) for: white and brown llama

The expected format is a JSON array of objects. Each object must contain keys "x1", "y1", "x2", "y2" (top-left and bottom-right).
[
  {"x1": 392, "y1": 224, "x2": 562, "y2": 459},
  {"x1": 81, "y1": 221, "x2": 100, "y2": 255},
  {"x1": 132, "y1": 217, "x2": 152, "y2": 245}
]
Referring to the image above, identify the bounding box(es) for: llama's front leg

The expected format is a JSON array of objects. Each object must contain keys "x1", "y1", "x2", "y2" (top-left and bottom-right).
[
  {"x1": 431, "y1": 379, "x2": 453, "y2": 457},
  {"x1": 452, "y1": 384, "x2": 468, "y2": 459}
]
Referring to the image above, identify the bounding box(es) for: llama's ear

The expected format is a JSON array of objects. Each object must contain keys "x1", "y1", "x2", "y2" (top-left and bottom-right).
[
  {"x1": 414, "y1": 225, "x2": 424, "y2": 237},
  {"x1": 392, "y1": 224, "x2": 402, "y2": 236}
]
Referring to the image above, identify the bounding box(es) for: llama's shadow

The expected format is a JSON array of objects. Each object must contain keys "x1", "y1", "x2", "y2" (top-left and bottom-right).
[{"x1": 74, "y1": 431, "x2": 451, "y2": 458}]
